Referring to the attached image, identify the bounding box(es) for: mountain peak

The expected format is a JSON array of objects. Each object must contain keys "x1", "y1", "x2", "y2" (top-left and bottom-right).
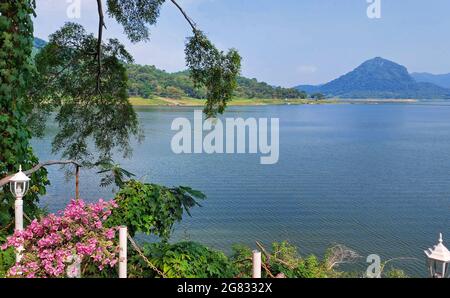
[
  {"x1": 366, "y1": 56, "x2": 390, "y2": 62},
  {"x1": 358, "y1": 57, "x2": 407, "y2": 72},
  {"x1": 295, "y1": 57, "x2": 450, "y2": 99},
  {"x1": 365, "y1": 56, "x2": 388, "y2": 63}
]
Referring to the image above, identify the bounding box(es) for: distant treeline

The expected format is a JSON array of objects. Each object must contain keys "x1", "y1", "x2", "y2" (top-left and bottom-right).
[{"x1": 126, "y1": 64, "x2": 308, "y2": 99}]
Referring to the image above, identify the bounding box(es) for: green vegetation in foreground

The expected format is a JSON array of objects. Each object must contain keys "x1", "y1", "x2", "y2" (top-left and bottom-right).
[{"x1": 129, "y1": 96, "x2": 339, "y2": 107}]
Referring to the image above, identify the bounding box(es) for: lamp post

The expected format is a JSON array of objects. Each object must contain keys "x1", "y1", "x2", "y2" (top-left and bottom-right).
[
  {"x1": 424, "y1": 233, "x2": 450, "y2": 278},
  {"x1": 9, "y1": 165, "x2": 30, "y2": 263},
  {"x1": 9, "y1": 165, "x2": 30, "y2": 231}
]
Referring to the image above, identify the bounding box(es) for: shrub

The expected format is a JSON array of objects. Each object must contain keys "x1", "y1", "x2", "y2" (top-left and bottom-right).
[
  {"x1": 1, "y1": 199, "x2": 119, "y2": 278},
  {"x1": 128, "y1": 241, "x2": 236, "y2": 278},
  {"x1": 0, "y1": 231, "x2": 15, "y2": 278},
  {"x1": 232, "y1": 241, "x2": 331, "y2": 278},
  {"x1": 384, "y1": 268, "x2": 409, "y2": 278},
  {"x1": 107, "y1": 180, "x2": 205, "y2": 240}
]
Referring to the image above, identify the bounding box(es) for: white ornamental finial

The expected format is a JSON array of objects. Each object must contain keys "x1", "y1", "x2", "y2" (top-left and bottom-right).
[
  {"x1": 19, "y1": 165, "x2": 22, "y2": 172},
  {"x1": 439, "y1": 233, "x2": 443, "y2": 244}
]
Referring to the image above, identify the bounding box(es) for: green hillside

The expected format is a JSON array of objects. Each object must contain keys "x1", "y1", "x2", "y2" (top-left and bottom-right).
[
  {"x1": 33, "y1": 38, "x2": 307, "y2": 101},
  {"x1": 127, "y1": 64, "x2": 307, "y2": 100}
]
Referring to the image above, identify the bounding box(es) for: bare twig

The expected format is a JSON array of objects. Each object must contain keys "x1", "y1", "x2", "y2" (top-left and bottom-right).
[
  {"x1": 23, "y1": 212, "x2": 32, "y2": 223},
  {"x1": 95, "y1": 0, "x2": 107, "y2": 93},
  {"x1": 75, "y1": 165, "x2": 80, "y2": 201},
  {"x1": 255, "y1": 241, "x2": 274, "y2": 272},
  {"x1": 170, "y1": 0, "x2": 197, "y2": 33},
  {"x1": 325, "y1": 244, "x2": 360, "y2": 270},
  {"x1": 380, "y1": 257, "x2": 419, "y2": 275},
  {"x1": 0, "y1": 221, "x2": 13, "y2": 232},
  {"x1": 127, "y1": 233, "x2": 167, "y2": 278},
  {"x1": 256, "y1": 241, "x2": 270, "y2": 262},
  {"x1": 261, "y1": 262, "x2": 275, "y2": 278},
  {"x1": 0, "y1": 160, "x2": 81, "y2": 187},
  {"x1": 257, "y1": 241, "x2": 296, "y2": 269}
]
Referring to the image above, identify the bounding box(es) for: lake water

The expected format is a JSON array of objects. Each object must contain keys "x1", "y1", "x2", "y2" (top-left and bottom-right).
[{"x1": 32, "y1": 103, "x2": 450, "y2": 277}]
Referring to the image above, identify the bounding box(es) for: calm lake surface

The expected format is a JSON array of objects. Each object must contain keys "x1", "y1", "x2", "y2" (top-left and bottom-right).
[{"x1": 32, "y1": 103, "x2": 450, "y2": 277}]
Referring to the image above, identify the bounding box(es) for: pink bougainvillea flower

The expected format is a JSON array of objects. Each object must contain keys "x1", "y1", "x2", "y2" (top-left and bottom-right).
[{"x1": 1, "y1": 199, "x2": 119, "y2": 278}]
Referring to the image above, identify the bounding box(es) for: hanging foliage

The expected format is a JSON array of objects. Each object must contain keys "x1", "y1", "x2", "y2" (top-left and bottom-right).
[
  {"x1": 30, "y1": 23, "x2": 141, "y2": 166},
  {"x1": 0, "y1": 0, "x2": 49, "y2": 233},
  {"x1": 185, "y1": 31, "x2": 241, "y2": 117},
  {"x1": 107, "y1": 0, "x2": 242, "y2": 117}
]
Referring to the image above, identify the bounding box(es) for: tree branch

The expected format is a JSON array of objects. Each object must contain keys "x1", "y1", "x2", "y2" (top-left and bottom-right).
[
  {"x1": 170, "y1": 0, "x2": 197, "y2": 33},
  {"x1": 380, "y1": 257, "x2": 419, "y2": 276},
  {"x1": 325, "y1": 244, "x2": 360, "y2": 270},
  {"x1": 96, "y1": 0, "x2": 106, "y2": 93},
  {"x1": 28, "y1": 54, "x2": 79, "y2": 98},
  {"x1": 256, "y1": 240, "x2": 296, "y2": 269},
  {"x1": 127, "y1": 233, "x2": 167, "y2": 278},
  {"x1": 0, "y1": 160, "x2": 81, "y2": 187}
]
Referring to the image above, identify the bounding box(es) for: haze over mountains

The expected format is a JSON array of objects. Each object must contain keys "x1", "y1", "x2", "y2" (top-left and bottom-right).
[
  {"x1": 411, "y1": 72, "x2": 450, "y2": 89},
  {"x1": 296, "y1": 57, "x2": 450, "y2": 99}
]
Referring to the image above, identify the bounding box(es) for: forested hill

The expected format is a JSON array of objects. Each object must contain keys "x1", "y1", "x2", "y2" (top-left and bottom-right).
[
  {"x1": 32, "y1": 37, "x2": 306, "y2": 99},
  {"x1": 296, "y1": 57, "x2": 450, "y2": 99},
  {"x1": 126, "y1": 64, "x2": 307, "y2": 99}
]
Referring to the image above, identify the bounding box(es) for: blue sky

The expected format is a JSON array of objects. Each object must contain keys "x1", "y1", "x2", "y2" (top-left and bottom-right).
[{"x1": 34, "y1": 0, "x2": 450, "y2": 87}]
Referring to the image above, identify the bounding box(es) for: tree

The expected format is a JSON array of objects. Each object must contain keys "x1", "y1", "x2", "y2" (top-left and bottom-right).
[
  {"x1": 0, "y1": 0, "x2": 49, "y2": 233},
  {"x1": 29, "y1": 0, "x2": 242, "y2": 164},
  {"x1": 107, "y1": 0, "x2": 242, "y2": 117},
  {"x1": 106, "y1": 180, "x2": 206, "y2": 241},
  {"x1": 1, "y1": 0, "x2": 242, "y2": 235},
  {"x1": 30, "y1": 23, "x2": 140, "y2": 166},
  {"x1": 311, "y1": 93, "x2": 326, "y2": 100},
  {"x1": 162, "y1": 86, "x2": 185, "y2": 99}
]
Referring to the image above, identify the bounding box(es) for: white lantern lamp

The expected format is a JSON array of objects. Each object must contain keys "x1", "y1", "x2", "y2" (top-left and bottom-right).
[
  {"x1": 9, "y1": 165, "x2": 30, "y2": 232},
  {"x1": 9, "y1": 165, "x2": 30, "y2": 198},
  {"x1": 424, "y1": 233, "x2": 450, "y2": 278}
]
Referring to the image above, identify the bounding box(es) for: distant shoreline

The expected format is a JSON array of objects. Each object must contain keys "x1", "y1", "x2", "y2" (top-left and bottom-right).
[{"x1": 129, "y1": 96, "x2": 419, "y2": 107}]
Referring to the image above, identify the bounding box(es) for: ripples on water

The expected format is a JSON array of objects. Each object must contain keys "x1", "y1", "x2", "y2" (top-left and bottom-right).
[{"x1": 32, "y1": 103, "x2": 450, "y2": 277}]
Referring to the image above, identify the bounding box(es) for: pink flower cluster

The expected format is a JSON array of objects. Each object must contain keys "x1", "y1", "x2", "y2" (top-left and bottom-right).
[{"x1": 1, "y1": 199, "x2": 120, "y2": 278}]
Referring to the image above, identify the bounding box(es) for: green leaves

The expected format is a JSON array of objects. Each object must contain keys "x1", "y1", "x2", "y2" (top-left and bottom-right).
[
  {"x1": 30, "y1": 23, "x2": 141, "y2": 166},
  {"x1": 0, "y1": 0, "x2": 49, "y2": 233},
  {"x1": 185, "y1": 31, "x2": 242, "y2": 118},
  {"x1": 95, "y1": 158, "x2": 136, "y2": 189},
  {"x1": 106, "y1": 180, "x2": 206, "y2": 241},
  {"x1": 129, "y1": 242, "x2": 236, "y2": 278},
  {"x1": 231, "y1": 241, "x2": 332, "y2": 278},
  {"x1": 108, "y1": 0, "x2": 243, "y2": 117},
  {"x1": 0, "y1": 246, "x2": 15, "y2": 278},
  {"x1": 106, "y1": 0, "x2": 166, "y2": 43}
]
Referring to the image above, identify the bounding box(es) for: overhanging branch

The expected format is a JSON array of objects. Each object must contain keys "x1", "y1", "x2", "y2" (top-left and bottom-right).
[
  {"x1": 0, "y1": 160, "x2": 81, "y2": 187},
  {"x1": 94, "y1": 0, "x2": 197, "y2": 95},
  {"x1": 170, "y1": 0, "x2": 198, "y2": 33},
  {"x1": 96, "y1": 0, "x2": 107, "y2": 93}
]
